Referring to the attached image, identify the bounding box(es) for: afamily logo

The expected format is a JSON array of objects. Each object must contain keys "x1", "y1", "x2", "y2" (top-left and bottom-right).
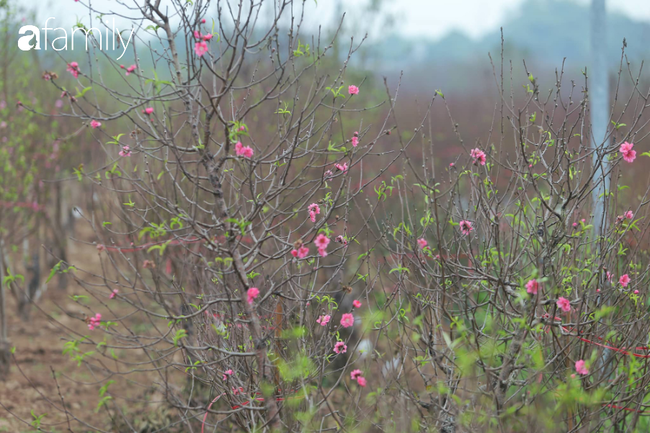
[{"x1": 18, "y1": 17, "x2": 134, "y2": 60}]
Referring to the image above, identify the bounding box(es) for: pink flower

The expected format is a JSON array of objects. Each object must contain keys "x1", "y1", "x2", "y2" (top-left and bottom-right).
[
  {"x1": 335, "y1": 235, "x2": 348, "y2": 245},
  {"x1": 234, "y1": 141, "x2": 254, "y2": 158},
  {"x1": 351, "y1": 136, "x2": 359, "y2": 147},
  {"x1": 194, "y1": 41, "x2": 209, "y2": 57},
  {"x1": 350, "y1": 369, "x2": 363, "y2": 380},
  {"x1": 340, "y1": 313, "x2": 354, "y2": 328},
  {"x1": 193, "y1": 30, "x2": 202, "y2": 39},
  {"x1": 348, "y1": 85, "x2": 359, "y2": 95},
  {"x1": 557, "y1": 297, "x2": 571, "y2": 312},
  {"x1": 625, "y1": 211, "x2": 634, "y2": 220},
  {"x1": 67, "y1": 62, "x2": 79, "y2": 78},
  {"x1": 291, "y1": 246, "x2": 309, "y2": 259},
  {"x1": 333, "y1": 342, "x2": 347, "y2": 354},
  {"x1": 201, "y1": 18, "x2": 206, "y2": 23},
  {"x1": 314, "y1": 234, "x2": 330, "y2": 249},
  {"x1": 317, "y1": 315, "x2": 330, "y2": 326},
  {"x1": 352, "y1": 300, "x2": 361, "y2": 308},
  {"x1": 126, "y1": 64, "x2": 137, "y2": 75},
  {"x1": 526, "y1": 279, "x2": 539, "y2": 295},
  {"x1": 247, "y1": 287, "x2": 260, "y2": 304},
  {"x1": 575, "y1": 360, "x2": 589, "y2": 375},
  {"x1": 308, "y1": 203, "x2": 320, "y2": 222},
  {"x1": 222, "y1": 369, "x2": 233, "y2": 381},
  {"x1": 470, "y1": 148, "x2": 486, "y2": 165},
  {"x1": 119, "y1": 145, "x2": 131, "y2": 157},
  {"x1": 109, "y1": 289, "x2": 118, "y2": 299},
  {"x1": 88, "y1": 313, "x2": 102, "y2": 330},
  {"x1": 619, "y1": 274, "x2": 631, "y2": 287},
  {"x1": 144, "y1": 107, "x2": 154, "y2": 115},
  {"x1": 620, "y1": 141, "x2": 636, "y2": 163},
  {"x1": 318, "y1": 247, "x2": 328, "y2": 257},
  {"x1": 335, "y1": 162, "x2": 348, "y2": 173},
  {"x1": 634, "y1": 290, "x2": 639, "y2": 294},
  {"x1": 356, "y1": 376, "x2": 367, "y2": 387},
  {"x1": 459, "y1": 220, "x2": 473, "y2": 235},
  {"x1": 417, "y1": 238, "x2": 428, "y2": 249},
  {"x1": 203, "y1": 33, "x2": 213, "y2": 41},
  {"x1": 90, "y1": 119, "x2": 102, "y2": 129},
  {"x1": 606, "y1": 271, "x2": 613, "y2": 283}
]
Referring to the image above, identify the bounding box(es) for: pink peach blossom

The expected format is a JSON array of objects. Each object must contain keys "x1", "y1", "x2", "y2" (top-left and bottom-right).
[
  {"x1": 526, "y1": 279, "x2": 539, "y2": 295},
  {"x1": 316, "y1": 315, "x2": 330, "y2": 326},
  {"x1": 340, "y1": 313, "x2": 354, "y2": 328},
  {"x1": 333, "y1": 341, "x2": 347, "y2": 354},
  {"x1": 619, "y1": 274, "x2": 631, "y2": 287},
  {"x1": 417, "y1": 238, "x2": 428, "y2": 249},
  {"x1": 470, "y1": 148, "x2": 486, "y2": 165},
  {"x1": 575, "y1": 360, "x2": 589, "y2": 375},
  {"x1": 459, "y1": 220, "x2": 473, "y2": 235},
  {"x1": 557, "y1": 297, "x2": 571, "y2": 312},
  {"x1": 620, "y1": 141, "x2": 636, "y2": 163},
  {"x1": 348, "y1": 85, "x2": 359, "y2": 95},
  {"x1": 247, "y1": 287, "x2": 260, "y2": 304},
  {"x1": 352, "y1": 300, "x2": 361, "y2": 308},
  {"x1": 90, "y1": 119, "x2": 102, "y2": 129},
  {"x1": 67, "y1": 62, "x2": 79, "y2": 78},
  {"x1": 194, "y1": 41, "x2": 209, "y2": 57}
]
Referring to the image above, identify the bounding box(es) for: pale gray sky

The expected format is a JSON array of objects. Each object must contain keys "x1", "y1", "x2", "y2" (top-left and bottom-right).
[{"x1": 19, "y1": 0, "x2": 650, "y2": 40}]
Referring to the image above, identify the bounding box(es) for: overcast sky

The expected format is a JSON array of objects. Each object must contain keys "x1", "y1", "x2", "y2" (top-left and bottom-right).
[{"x1": 20, "y1": 0, "x2": 650, "y2": 41}]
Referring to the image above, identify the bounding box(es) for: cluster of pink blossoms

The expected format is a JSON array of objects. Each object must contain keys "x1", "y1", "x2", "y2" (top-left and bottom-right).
[
  {"x1": 67, "y1": 62, "x2": 79, "y2": 78},
  {"x1": 291, "y1": 245, "x2": 309, "y2": 259},
  {"x1": 247, "y1": 287, "x2": 260, "y2": 305},
  {"x1": 620, "y1": 141, "x2": 636, "y2": 163},
  {"x1": 470, "y1": 148, "x2": 486, "y2": 165},
  {"x1": 193, "y1": 30, "x2": 213, "y2": 56},
  {"x1": 525, "y1": 279, "x2": 539, "y2": 295},
  {"x1": 308, "y1": 203, "x2": 320, "y2": 222},
  {"x1": 333, "y1": 341, "x2": 347, "y2": 354},
  {"x1": 88, "y1": 313, "x2": 102, "y2": 330},
  {"x1": 351, "y1": 131, "x2": 359, "y2": 147},
  {"x1": 556, "y1": 297, "x2": 571, "y2": 312},
  {"x1": 616, "y1": 210, "x2": 634, "y2": 224},
  {"x1": 459, "y1": 220, "x2": 473, "y2": 235},
  {"x1": 575, "y1": 360, "x2": 589, "y2": 375},
  {"x1": 234, "y1": 141, "x2": 254, "y2": 158},
  {"x1": 222, "y1": 369, "x2": 233, "y2": 381},
  {"x1": 119, "y1": 145, "x2": 131, "y2": 157},
  {"x1": 120, "y1": 64, "x2": 137, "y2": 76},
  {"x1": 335, "y1": 162, "x2": 348, "y2": 173},
  {"x1": 316, "y1": 315, "x2": 330, "y2": 326},
  {"x1": 350, "y1": 369, "x2": 367, "y2": 387},
  {"x1": 314, "y1": 233, "x2": 330, "y2": 257}
]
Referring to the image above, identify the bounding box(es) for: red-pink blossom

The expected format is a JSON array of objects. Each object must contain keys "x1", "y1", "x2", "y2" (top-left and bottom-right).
[
  {"x1": 109, "y1": 289, "x2": 118, "y2": 299},
  {"x1": 625, "y1": 210, "x2": 634, "y2": 219},
  {"x1": 119, "y1": 145, "x2": 131, "y2": 157},
  {"x1": 340, "y1": 313, "x2": 354, "y2": 328},
  {"x1": 194, "y1": 41, "x2": 209, "y2": 57},
  {"x1": 525, "y1": 279, "x2": 539, "y2": 295},
  {"x1": 417, "y1": 238, "x2": 428, "y2": 249},
  {"x1": 314, "y1": 234, "x2": 330, "y2": 249},
  {"x1": 459, "y1": 220, "x2": 473, "y2": 235},
  {"x1": 619, "y1": 274, "x2": 631, "y2": 287},
  {"x1": 247, "y1": 287, "x2": 260, "y2": 304},
  {"x1": 88, "y1": 313, "x2": 102, "y2": 330},
  {"x1": 67, "y1": 62, "x2": 79, "y2": 78},
  {"x1": 222, "y1": 369, "x2": 233, "y2": 381},
  {"x1": 348, "y1": 85, "x2": 359, "y2": 95},
  {"x1": 575, "y1": 360, "x2": 589, "y2": 375},
  {"x1": 316, "y1": 315, "x2": 330, "y2": 326},
  {"x1": 350, "y1": 369, "x2": 363, "y2": 380},
  {"x1": 356, "y1": 376, "x2": 367, "y2": 387},
  {"x1": 90, "y1": 119, "x2": 102, "y2": 129},
  {"x1": 352, "y1": 300, "x2": 361, "y2": 308},
  {"x1": 291, "y1": 246, "x2": 309, "y2": 259},
  {"x1": 470, "y1": 148, "x2": 486, "y2": 165},
  {"x1": 557, "y1": 297, "x2": 571, "y2": 312},
  {"x1": 351, "y1": 136, "x2": 359, "y2": 147},
  {"x1": 333, "y1": 341, "x2": 347, "y2": 354},
  {"x1": 144, "y1": 107, "x2": 154, "y2": 115},
  {"x1": 126, "y1": 64, "x2": 137, "y2": 75},
  {"x1": 308, "y1": 203, "x2": 320, "y2": 222},
  {"x1": 335, "y1": 162, "x2": 348, "y2": 173},
  {"x1": 620, "y1": 141, "x2": 636, "y2": 163}
]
